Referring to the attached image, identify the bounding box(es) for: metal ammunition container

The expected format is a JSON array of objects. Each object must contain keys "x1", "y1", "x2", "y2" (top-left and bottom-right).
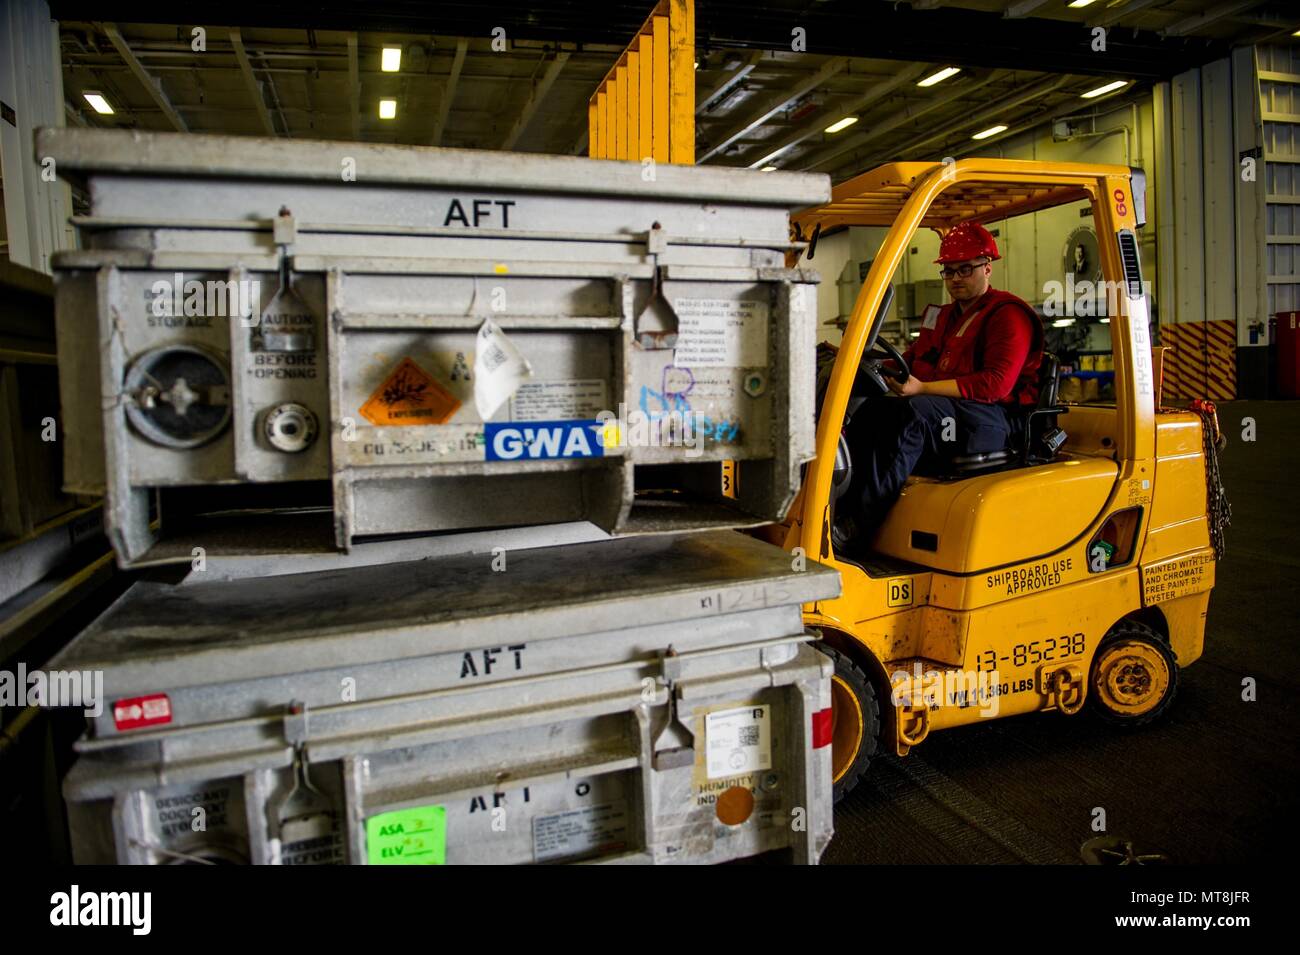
[
  {"x1": 39, "y1": 129, "x2": 829, "y2": 566},
  {"x1": 56, "y1": 532, "x2": 840, "y2": 865}
]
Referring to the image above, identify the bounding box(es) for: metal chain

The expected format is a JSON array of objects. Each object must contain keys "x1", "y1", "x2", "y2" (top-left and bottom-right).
[{"x1": 1190, "y1": 400, "x2": 1231, "y2": 559}]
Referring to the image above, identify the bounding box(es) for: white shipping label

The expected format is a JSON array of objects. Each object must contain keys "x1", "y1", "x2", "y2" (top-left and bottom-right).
[
  {"x1": 673, "y1": 298, "x2": 769, "y2": 368},
  {"x1": 509, "y1": 379, "x2": 607, "y2": 421},
  {"x1": 532, "y1": 802, "x2": 629, "y2": 863},
  {"x1": 474, "y1": 320, "x2": 533, "y2": 420},
  {"x1": 705, "y1": 705, "x2": 772, "y2": 780}
]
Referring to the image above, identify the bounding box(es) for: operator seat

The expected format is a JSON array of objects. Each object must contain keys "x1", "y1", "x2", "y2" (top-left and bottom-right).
[{"x1": 948, "y1": 352, "x2": 1069, "y2": 475}]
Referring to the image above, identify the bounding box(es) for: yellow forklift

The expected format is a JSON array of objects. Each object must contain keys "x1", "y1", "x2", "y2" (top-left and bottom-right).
[{"x1": 766, "y1": 159, "x2": 1228, "y2": 800}]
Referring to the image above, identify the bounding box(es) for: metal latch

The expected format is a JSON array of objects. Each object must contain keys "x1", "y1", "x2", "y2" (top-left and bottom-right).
[
  {"x1": 651, "y1": 648, "x2": 694, "y2": 770},
  {"x1": 634, "y1": 222, "x2": 679, "y2": 349},
  {"x1": 272, "y1": 700, "x2": 339, "y2": 859}
]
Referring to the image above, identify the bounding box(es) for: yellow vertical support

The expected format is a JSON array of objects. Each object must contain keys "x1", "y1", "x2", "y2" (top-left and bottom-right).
[
  {"x1": 668, "y1": 0, "x2": 694, "y2": 164},
  {"x1": 595, "y1": 90, "x2": 605, "y2": 157},
  {"x1": 652, "y1": 12, "x2": 670, "y2": 163},
  {"x1": 587, "y1": 0, "x2": 694, "y2": 166},
  {"x1": 614, "y1": 65, "x2": 628, "y2": 159},
  {"x1": 626, "y1": 49, "x2": 641, "y2": 163},
  {"x1": 638, "y1": 37, "x2": 653, "y2": 161}
]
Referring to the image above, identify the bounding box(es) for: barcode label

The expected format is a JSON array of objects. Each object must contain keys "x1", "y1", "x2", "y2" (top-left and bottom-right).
[
  {"x1": 705, "y1": 704, "x2": 771, "y2": 780},
  {"x1": 481, "y1": 343, "x2": 508, "y2": 373},
  {"x1": 473, "y1": 319, "x2": 532, "y2": 420}
]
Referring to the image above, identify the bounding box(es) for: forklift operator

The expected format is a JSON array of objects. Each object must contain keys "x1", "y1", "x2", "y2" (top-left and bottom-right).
[{"x1": 842, "y1": 222, "x2": 1044, "y2": 536}]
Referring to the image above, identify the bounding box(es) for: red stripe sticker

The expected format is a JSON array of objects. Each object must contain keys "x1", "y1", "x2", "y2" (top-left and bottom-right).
[{"x1": 113, "y1": 694, "x2": 172, "y2": 731}]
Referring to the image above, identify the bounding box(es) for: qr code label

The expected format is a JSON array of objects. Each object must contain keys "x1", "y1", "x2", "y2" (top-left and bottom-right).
[
  {"x1": 481, "y1": 344, "x2": 508, "y2": 374},
  {"x1": 705, "y1": 704, "x2": 771, "y2": 780}
]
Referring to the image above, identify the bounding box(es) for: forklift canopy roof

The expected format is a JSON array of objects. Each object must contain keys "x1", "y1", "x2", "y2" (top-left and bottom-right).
[{"x1": 793, "y1": 158, "x2": 1132, "y2": 235}]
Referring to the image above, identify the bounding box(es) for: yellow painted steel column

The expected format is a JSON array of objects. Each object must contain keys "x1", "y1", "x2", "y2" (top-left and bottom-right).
[
  {"x1": 668, "y1": 0, "x2": 694, "y2": 164},
  {"x1": 652, "y1": 12, "x2": 670, "y2": 163},
  {"x1": 626, "y1": 49, "x2": 641, "y2": 161},
  {"x1": 587, "y1": 0, "x2": 694, "y2": 166}
]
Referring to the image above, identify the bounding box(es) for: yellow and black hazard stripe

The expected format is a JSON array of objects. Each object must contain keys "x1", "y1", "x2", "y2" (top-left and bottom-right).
[{"x1": 1158, "y1": 319, "x2": 1236, "y2": 402}]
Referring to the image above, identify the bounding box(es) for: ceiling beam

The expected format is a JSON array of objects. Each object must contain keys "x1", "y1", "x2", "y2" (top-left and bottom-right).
[
  {"x1": 947, "y1": 87, "x2": 1149, "y2": 162},
  {"x1": 102, "y1": 23, "x2": 187, "y2": 131},
  {"x1": 697, "y1": 50, "x2": 763, "y2": 115},
  {"x1": 229, "y1": 28, "x2": 277, "y2": 136},
  {"x1": 744, "y1": 62, "x2": 930, "y2": 169},
  {"x1": 54, "y1": 3, "x2": 1225, "y2": 80},
  {"x1": 799, "y1": 73, "x2": 1003, "y2": 173},
  {"x1": 501, "y1": 51, "x2": 570, "y2": 150},
  {"x1": 860, "y1": 74, "x2": 1075, "y2": 171},
  {"x1": 432, "y1": 38, "x2": 468, "y2": 147},
  {"x1": 1163, "y1": 0, "x2": 1265, "y2": 38},
  {"x1": 1003, "y1": 0, "x2": 1053, "y2": 18},
  {"x1": 1094, "y1": 0, "x2": 1164, "y2": 30},
  {"x1": 346, "y1": 33, "x2": 360, "y2": 140},
  {"x1": 698, "y1": 56, "x2": 849, "y2": 163},
  {"x1": 63, "y1": 100, "x2": 90, "y2": 127}
]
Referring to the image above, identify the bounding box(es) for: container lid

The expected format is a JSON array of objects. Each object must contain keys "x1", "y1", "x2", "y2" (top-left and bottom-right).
[
  {"x1": 53, "y1": 531, "x2": 839, "y2": 691},
  {"x1": 36, "y1": 127, "x2": 830, "y2": 209}
]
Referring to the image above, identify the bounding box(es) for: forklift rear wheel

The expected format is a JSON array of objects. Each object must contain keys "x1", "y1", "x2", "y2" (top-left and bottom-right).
[
  {"x1": 819, "y1": 645, "x2": 880, "y2": 802},
  {"x1": 1087, "y1": 621, "x2": 1179, "y2": 727}
]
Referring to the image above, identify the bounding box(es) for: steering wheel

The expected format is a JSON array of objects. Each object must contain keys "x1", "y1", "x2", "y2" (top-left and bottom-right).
[
  {"x1": 841, "y1": 285, "x2": 910, "y2": 397},
  {"x1": 855, "y1": 336, "x2": 911, "y2": 395}
]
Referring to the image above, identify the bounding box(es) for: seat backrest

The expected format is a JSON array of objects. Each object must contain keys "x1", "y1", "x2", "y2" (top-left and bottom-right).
[{"x1": 1037, "y1": 351, "x2": 1061, "y2": 408}]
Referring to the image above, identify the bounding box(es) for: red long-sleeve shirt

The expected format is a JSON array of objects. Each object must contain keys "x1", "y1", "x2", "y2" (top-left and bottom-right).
[{"x1": 902, "y1": 288, "x2": 1042, "y2": 405}]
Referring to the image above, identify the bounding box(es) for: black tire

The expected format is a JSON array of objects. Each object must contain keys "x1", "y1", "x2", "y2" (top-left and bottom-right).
[
  {"x1": 1087, "y1": 620, "x2": 1179, "y2": 727},
  {"x1": 818, "y1": 645, "x2": 881, "y2": 803}
]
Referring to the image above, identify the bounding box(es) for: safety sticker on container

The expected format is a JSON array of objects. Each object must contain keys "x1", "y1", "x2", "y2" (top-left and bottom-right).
[
  {"x1": 359, "y1": 357, "x2": 461, "y2": 426},
  {"x1": 113, "y1": 693, "x2": 172, "y2": 731},
  {"x1": 484, "y1": 420, "x2": 605, "y2": 461},
  {"x1": 509, "y1": 379, "x2": 607, "y2": 421},
  {"x1": 672, "y1": 299, "x2": 768, "y2": 368},
  {"x1": 532, "y1": 802, "x2": 629, "y2": 863},
  {"x1": 705, "y1": 705, "x2": 771, "y2": 780},
  {"x1": 474, "y1": 319, "x2": 533, "y2": 420},
  {"x1": 365, "y1": 805, "x2": 446, "y2": 865}
]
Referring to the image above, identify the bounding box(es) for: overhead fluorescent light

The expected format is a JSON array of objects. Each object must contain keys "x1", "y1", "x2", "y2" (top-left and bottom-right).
[
  {"x1": 1068, "y1": 0, "x2": 1099, "y2": 8},
  {"x1": 381, "y1": 47, "x2": 402, "y2": 72},
  {"x1": 761, "y1": 166, "x2": 778, "y2": 172},
  {"x1": 1081, "y1": 80, "x2": 1129, "y2": 99},
  {"x1": 825, "y1": 116, "x2": 858, "y2": 134},
  {"x1": 83, "y1": 91, "x2": 113, "y2": 115},
  {"x1": 1052, "y1": 319, "x2": 1076, "y2": 328},
  {"x1": 972, "y1": 124, "x2": 1008, "y2": 141},
  {"x1": 378, "y1": 99, "x2": 397, "y2": 119},
  {"x1": 917, "y1": 67, "x2": 961, "y2": 88}
]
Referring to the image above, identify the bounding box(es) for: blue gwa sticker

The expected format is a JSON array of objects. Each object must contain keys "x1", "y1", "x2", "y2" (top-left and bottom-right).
[{"x1": 484, "y1": 420, "x2": 605, "y2": 461}]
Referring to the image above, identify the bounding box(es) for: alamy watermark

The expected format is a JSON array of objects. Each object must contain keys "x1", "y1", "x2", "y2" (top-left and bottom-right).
[
  {"x1": 890, "y1": 661, "x2": 1002, "y2": 718},
  {"x1": 0, "y1": 665, "x2": 103, "y2": 717},
  {"x1": 149, "y1": 273, "x2": 260, "y2": 325},
  {"x1": 1042, "y1": 274, "x2": 1152, "y2": 318}
]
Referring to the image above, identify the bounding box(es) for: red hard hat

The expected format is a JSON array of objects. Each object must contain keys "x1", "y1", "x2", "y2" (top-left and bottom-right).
[{"x1": 935, "y1": 222, "x2": 1001, "y2": 263}]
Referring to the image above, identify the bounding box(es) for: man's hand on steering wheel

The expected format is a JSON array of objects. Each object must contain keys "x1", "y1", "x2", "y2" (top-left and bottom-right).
[{"x1": 856, "y1": 337, "x2": 911, "y2": 395}]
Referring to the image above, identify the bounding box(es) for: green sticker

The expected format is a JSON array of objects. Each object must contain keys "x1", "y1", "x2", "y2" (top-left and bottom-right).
[{"x1": 366, "y1": 805, "x2": 447, "y2": 865}]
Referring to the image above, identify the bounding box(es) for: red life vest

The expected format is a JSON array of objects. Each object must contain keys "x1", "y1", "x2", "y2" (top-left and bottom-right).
[{"x1": 906, "y1": 288, "x2": 1044, "y2": 406}]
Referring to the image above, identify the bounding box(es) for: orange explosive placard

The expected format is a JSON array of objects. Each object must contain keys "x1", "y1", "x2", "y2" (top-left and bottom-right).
[{"x1": 359, "y1": 357, "x2": 461, "y2": 426}]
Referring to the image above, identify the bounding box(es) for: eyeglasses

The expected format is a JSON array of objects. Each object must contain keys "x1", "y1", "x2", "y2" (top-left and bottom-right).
[{"x1": 939, "y1": 260, "x2": 989, "y2": 279}]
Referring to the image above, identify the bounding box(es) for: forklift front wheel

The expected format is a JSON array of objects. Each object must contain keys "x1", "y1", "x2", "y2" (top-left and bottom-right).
[
  {"x1": 819, "y1": 646, "x2": 880, "y2": 802},
  {"x1": 1087, "y1": 621, "x2": 1179, "y2": 727}
]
